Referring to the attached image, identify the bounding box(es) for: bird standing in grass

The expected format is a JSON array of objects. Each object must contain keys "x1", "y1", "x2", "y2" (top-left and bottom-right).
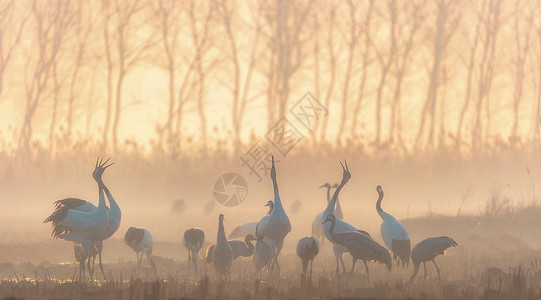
[
  {"x1": 124, "y1": 227, "x2": 158, "y2": 274},
  {"x1": 212, "y1": 214, "x2": 233, "y2": 276},
  {"x1": 323, "y1": 214, "x2": 391, "y2": 284},
  {"x1": 296, "y1": 237, "x2": 320, "y2": 280},
  {"x1": 44, "y1": 157, "x2": 113, "y2": 281},
  {"x1": 376, "y1": 185, "x2": 411, "y2": 269},
  {"x1": 256, "y1": 156, "x2": 291, "y2": 274},
  {"x1": 321, "y1": 161, "x2": 371, "y2": 274},
  {"x1": 408, "y1": 236, "x2": 458, "y2": 283},
  {"x1": 182, "y1": 227, "x2": 205, "y2": 273}
]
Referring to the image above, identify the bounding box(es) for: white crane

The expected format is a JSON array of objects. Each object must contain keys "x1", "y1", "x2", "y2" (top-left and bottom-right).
[
  {"x1": 44, "y1": 158, "x2": 112, "y2": 281},
  {"x1": 205, "y1": 234, "x2": 256, "y2": 263},
  {"x1": 182, "y1": 227, "x2": 205, "y2": 273},
  {"x1": 63, "y1": 158, "x2": 121, "y2": 279},
  {"x1": 323, "y1": 214, "x2": 391, "y2": 283},
  {"x1": 256, "y1": 156, "x2": 291, "y2": 273},
  {"x1": 376, "y1": 185, "x2": 410, "y2": 268},
  {"x1": 212, "y1": 214, "x2": 233, "y2": 276},
  {"x1": 228, "y1": 201, "x2": 273, "y2": 239},
  {"x1": 124, "y1": 227, "x2": 158, "y2": 273},
  {"x1": 296, "y1": 237, "x2": 319, "y2": 280},
  {"x1": 408, "y1": 236, "x2": 458, "y2": 283}
]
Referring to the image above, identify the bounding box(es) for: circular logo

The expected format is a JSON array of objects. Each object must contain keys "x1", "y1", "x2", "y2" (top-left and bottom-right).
[{"x1": 213, "y1": 173, "x2": 248, "y2": 207}]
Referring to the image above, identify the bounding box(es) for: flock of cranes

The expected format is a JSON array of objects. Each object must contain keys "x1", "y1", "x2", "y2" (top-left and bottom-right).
[{"x1": 44, "y1": 156, "x2": 458, "y2": 284}]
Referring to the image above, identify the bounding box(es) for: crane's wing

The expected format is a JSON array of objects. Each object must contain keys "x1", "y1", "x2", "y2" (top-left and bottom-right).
[
  {"x1": 255, "y1": 215, "x2": 270, "y2": 238},
  {"x1": 412, "y1": 236, "x2": 458, "y2": 261},
  {"x1": 54, "y1": 198, "x2": 97, "y2": 212},
  {"x1": 61, "y1": 209, "x2": 106, "y2": 232},
  {"x1": 335, "y1": 231, "x2": 392, "y2": 268},
  {"x1": 229, "y1": 240, "x2": 246, "y2": 259}
]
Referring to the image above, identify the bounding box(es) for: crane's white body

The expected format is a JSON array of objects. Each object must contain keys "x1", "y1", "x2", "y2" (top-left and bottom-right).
[
  {"x1": 376, "y1": 186, "x2": 410, "y2": 267},
  {"x1": 125, "y1": 227, "x2": 154, "y2": 253},
  {"x1": 379, "y1": 210, "x2": 409, "y2": 248},
  {"x1": 229, "y1": 221, "x2": 258, "y2": 239},
  {"x1": 124, "y1": 227, "x2": 158, "y2": 273},
  {"x1": 57, "y1": 189, "x2": 109, "y2": 244}
]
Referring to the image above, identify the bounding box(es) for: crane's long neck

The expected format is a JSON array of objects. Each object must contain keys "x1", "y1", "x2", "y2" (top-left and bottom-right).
[
  {"x1": 325, "y1": 181, "x2": 345, "y2": 214},
  {"x1": 376, "y1": 190, "x2": 385, "y2": 218},
  {"x1": 217, "y1": 218, "x2": 227, "y2": 244},
  {"x1": 271, "y1": 176, "x2": 284, "y2": 213},
  {"x1": 96, "y1": 183, "x2": 106, "y2": 213},
  {"x1": 335, "y1": 194, "x2": 344, "y2": 219},
  {"x1": 103, "y1": 184, "x2": 121, "y2": 219}
]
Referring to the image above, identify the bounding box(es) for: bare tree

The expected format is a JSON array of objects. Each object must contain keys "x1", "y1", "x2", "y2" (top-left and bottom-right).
[
  {"x1": 260, "y1": 0, "x2": 314, "y2": 131},
  {"x1": 350, "y1": 0, "x2": 375, "y2": 139},
  {"x1": 65, "y1": 1, "x2": 93, "y2": 137},
  {"x1": 101, "y1": 0, "x2": 154, "y2": 151},
  {"x1": 388, "y1": 0, "x2": 427, "y2": 150},
  {"x1": 471, "y1": 0, "x2": 503, "y2": 150},
  {"x1": 373, "y1": 0, "x2": 398, "y2": 146},
  {"x1": 510, "y1": 0, "x2": 533, "y2": 144},
  {"x1": 19, "y1": 0, "x2": 72, "y2": 151},
  {"x1": 217, "y1": 0, "x2": 263, "y2": 152},
  {"x1": 415, "y1": 0, "x2": 461, "y2": 151},
  {"x1": 336, "y1": 0, "x2": 361, "y2": 144},
  {"x1": 0, "y1": 0, "x2": 28, "y2": 98},
  {"x1": 317, "y1": 2, "x2": 338, "y2": 142},
  {"x1": 455, "y1": 0, "x2": 484, "y2": 151},
  {"x1": 531, "y1": 3, "x2": 541, "y2": 144}
]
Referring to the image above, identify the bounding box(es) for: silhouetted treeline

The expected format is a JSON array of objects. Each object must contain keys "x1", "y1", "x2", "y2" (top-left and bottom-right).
[{"x1": 1, "y1": 0, "x2": 541, "y2": 157}]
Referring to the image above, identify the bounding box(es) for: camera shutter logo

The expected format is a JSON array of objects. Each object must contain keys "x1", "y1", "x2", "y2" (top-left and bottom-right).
[{"x1": 213, "y1": 173, "x2": 248, "y2": 207}]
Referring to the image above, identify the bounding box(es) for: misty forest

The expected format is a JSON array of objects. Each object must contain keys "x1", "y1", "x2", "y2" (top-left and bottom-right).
[{"x1": 2, "y1": 0, "x2": 541, "y2": 299}]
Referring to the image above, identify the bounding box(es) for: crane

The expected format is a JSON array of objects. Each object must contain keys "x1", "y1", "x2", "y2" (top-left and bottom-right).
[
  {"x1": 124, "y1": 227, "x2": 158, "y2": 274},
  {"x1": 323, "y1": 214, "x2": 391, "y2": 284},
  {"x1": 296, "y1": 237, "x2": 319, "y2": 281},
  {"x1": 255, "y1": 156, "x2": 291, "y2": 273},
  {"x1": 408, "y1": 236, "x2": 458, "y2": 283},
  {"x1": 376, "y1": 185, "x2": 410, "y2": 269},
  {"x1": 212, "y1": 214, "x2": 233, "y2": 276},
  {"x1": 44, "y1": 157, "x2": 112, "y2": 281},
  {"x1": 182, "y1": 227, "x2": 205, "y2": 273}
]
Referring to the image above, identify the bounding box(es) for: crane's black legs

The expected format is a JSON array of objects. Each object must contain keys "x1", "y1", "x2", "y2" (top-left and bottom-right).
[
  {"x1": 423, "y1": 262, "x2": 427, "y2": 280},
  {"x1": 363, "y1": 260, "x2": 370, "y2": 284},
  {"x1": 432, "y1": 259, "x2": 440, "y2": 280},
  {"x1": 351, "y1": 258, "x2": 358, "y2": 274},
  {"x1": 98, "y1": 253, "x2": 106, "y2": 280}
]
